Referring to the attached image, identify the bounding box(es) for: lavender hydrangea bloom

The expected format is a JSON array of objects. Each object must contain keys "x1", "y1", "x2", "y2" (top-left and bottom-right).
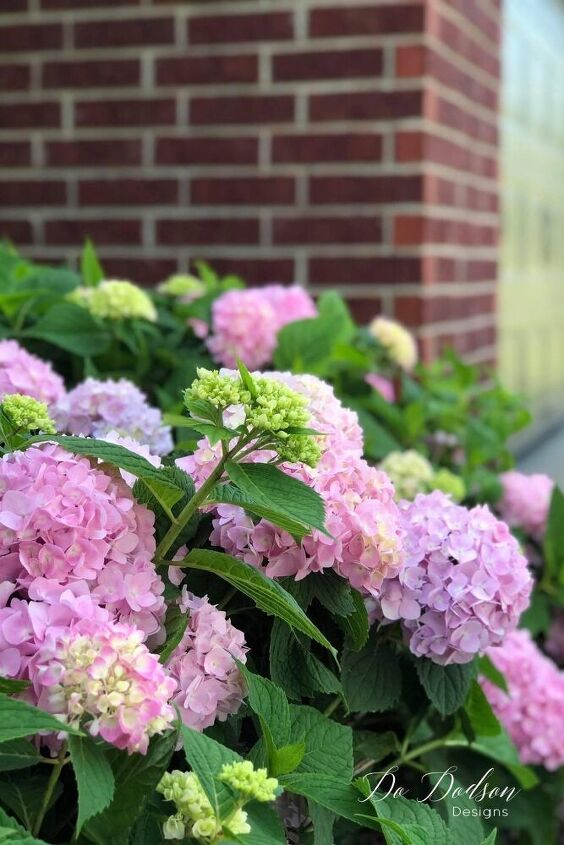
[
  {"x1": 376, "y1": 491, "x2": 533, "y2": 665},
  {"x1": 0, "y1": 340, "x2": 65, "y2": 407},
  {"x1": 55, "y1": 377, "x2": 173, "y2": 455}
]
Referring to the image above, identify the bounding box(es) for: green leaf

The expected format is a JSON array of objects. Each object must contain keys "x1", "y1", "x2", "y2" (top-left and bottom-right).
[
  {"x1": 308, "y1": 801, "x2": 335, "y2": 845},
  {"x1": 311, "y1": 572, "x2": 355, "y2": 617},
  {"x1": 464, "y1": 680, "x2": 500, "y2": 737},
  {"x1": 0, "y1": 679, "x2": 29, "y2": 695},
  {"x1": 209, "y1": 482, "x2": 317, "y2": 541},
  {"x1": 181, "y1": 725, "x2": 241, "y2": 820},
  {"x1": 0, "y1": 739, "x2": 40, "y2": 772},
  {"x1": 444, "y1": 731, "x2": 538, "y2": 789},
  {"x1": 354, "y1": 731, "x2": 400, "y2": 765},
  {"x1": 69, "y1": 735, "x2": 115, "y2": 835},
  {"x1": 0, "y1": 693, "x2": 83, "y2": 742},
  {"x1": 342, "y1": 632, "x2": 401, "y2": 713},
  {"x1": 286, "y1": 704, "x2": 353, "y2": 780},
  {"x1": 351, "y1": 404, "x2": 402, "y2": 461},
  {"x1": 185, "y1": 397, "x2": 221, "y2": 425},
  {"x1": 238, "y1": 665, "x2": 291, "y2": 747},
  {"x1": 155, "y1": 604, "x2": 189, "y2": 664},
  {"x1": 338, "y1": 588, "x2": 369, "y2": 651},
  {"x1": 416, "y1": 659, "x2": 476, "y2": 716},
  {"x1": 519, "y1": 590, "x2": 551, "y2": 635},
  {"x1": 225, "y1": 461, "x2": 328, "y2": 536},
  {"x1": 0, "y1": 771, "x2": 62, "y2": 833},
  {"x1": 269, "y1": 741, "x2": 306, "y2": 777},
  {"x1": 543, "y1": 486, "x2": 564, "y2": 585},
  {"x1": 23, "y1": 303, "x2": 110, "y2": 356},
  {"x1": 477, "y1": 655, "x2": 507, "y2": 693},
  {"x1": 189, "y1": 422, "x2": 237, "y2": 445},
  {"x1": 81, "y1": 239, "x2": 104, "y2": 286},
  {"x1": 481, "y1": 831, "x2": 497, "y2": 844},
  {"x1": 0, "y1": 806, "x2": 49, "y2": 844},
  {"x1": 355, "y1": 777, "x2": 451, "y2": 845},
  {"x1": 176, "y1": 548, "x2": 337, "y2": 658},
  {"x1": 225, "y1": 802, "x2": 286, "y2": 845},
  {"x1": 237, "y1": 359, "x2": 257, "y2": 399},
  {"x1": 84, "y1": 728, "x2": 177, "y2": 845}
]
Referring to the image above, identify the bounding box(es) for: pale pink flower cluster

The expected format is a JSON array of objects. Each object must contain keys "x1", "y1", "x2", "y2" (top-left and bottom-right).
[
  {"x1": 32, "y1": 616, "x2": 176, "y2": 754},
  {"x1": 55, "y1": 377, "x2": 173, "y2": 455},
  {"x1": 364, "y1": 373, "x2": 396, "y2": 403},
  {"x1": 482, "y1": 629, "x2": 564, "y2": 771},
  {"x1": 499, "y1": 470, "x2": 554, "y2": 541},
  {"x1": 178, "y1": 373, "x2": 405, "y2": 596},
  {"x1": 0, "y1": 340, "x2": 65, "y2": 407},
  {"x1": 207, "y1": 286, "x2": 317, "y2": 369},
  {"x1": 0, "y1": 444, "x2": 165, "y2": 638},
  {"x1": 376, "y1": 491, "x2": 533, "y2": 664},
  {"x1": 167, "y1": 589, "x2": 247, "y2": 731}
]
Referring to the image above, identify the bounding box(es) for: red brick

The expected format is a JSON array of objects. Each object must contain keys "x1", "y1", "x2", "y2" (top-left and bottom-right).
[
  {"x1": 463, "y1": 260, "x2": 497, "y2": 282},
  {"x1": 310, "y1": 174, "x2": 423, "y2": 204},
  {"x1": 0, "y1": 24, "x2": 61, "y2": 53},
  {"x1": 45, "y1": 219, "x2": 142, "y2": 246},
  {"x1": 0, "y1": 0, "x2": 28, "y2": 11},
  {"x1": 309, "y1": 256, "x2": 421, "y2": 285},
  {"x1": 43, "y1": 59, "x2": 140, "y2": 89},
  {"x1": 396, "y1": 44, "x2": 426, "y2": 77},
  {"x1": 346, "y1": 298, "x2": 383, "y2": 323},
  {"x1": 426, "y1": 50, "x2": 497, "y2": 111},
  {"x1": 46, "y1": 140, "x2": 142, "y2": 167},
  {"x1": 156, "y1": 137, "x2": 257, "y2": 166},
  {"x1": 310, "y1": 89, "x2": 422, "y2": 121},
  {"x1": 273, "y1": 215, "x2": 382, "y2": 245},
  {"x1": 75, "y1": 17, "x2": 173, "y2": 49},
  {"x1": 394, "y1": 294, "x2": 495, "y2": 327},
  {"x1": 434, "y1": 95, "x2": 497, "y2": 146},
  {"x1": 75, "y1": 98, "x2": 175, "y2": 128},
  {"x1": 0, "y1": 180, "x2": 66, "y2": 206},
  {"x1": 191, "y1": 95, "x2": 294, "y2": 126},
  {"x1": 0, "y1": 102, "x2": 60, "y2": 130},
  {"x1": 0, "y1": 141, "x2": 30, "y2": 168},
  {"x1": 157, "y1": 55, "x2": 257, "y2": 86},
  {"x1": 442, "y1": 0, "x2": 499, "y2": 43},
  {"x1": 79, "y1": 179, "x2": 178, "y2": 206},
  {"x1": 0, "y1": 220, "x2": 32, "y2": 244},
  {"x1": 201, "y1": 258, "x2": 295, "y2": 284},
  {"x1": 436, "y1": 14, "x2": 499, "y2": 78},
  {"x1": 395, "y1": 130, "x2": 425, "y2": 161},
  {"x1": 191, "y1": 176, "x2": 294, "y2": 206},
  {"x1": 394, "y1": 215, "x2": 425, "y2": 246},
  {"x1": 189, "y1": 12, "x2": 293, "y2": 44},
  {"x1": 42, "y1": 0, "x2": 138, "y2": 6},
  {"x1": 310, "y1": 5, "x2": 424, "y2": 37},
  {"x1": 0, "y1": 64, "x2": 30, "y2": 91},
  {"x1": 273, "y1": 133, "x2": 382, "y2": 164},
  {"x1": 157, "y1": 218, "x2": 260, "y2": 246},
  {"x1": 273, "y1": 48, "x2": 382, "y2": 81},
  {"x1": 101, "y1": 257, "x2": 177, "y2": 286}
]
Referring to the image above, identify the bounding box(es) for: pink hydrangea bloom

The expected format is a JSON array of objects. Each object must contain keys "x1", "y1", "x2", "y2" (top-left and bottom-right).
[
  {"x1": 481, "y1": 629, "x2": 564, "y2": 771},
  {"x1": 207, "y1": 285, "x2": 317, "y2": 369},
  {"x1": 0, "y1": 444, "x2": 165, "y2": 637},
  {"x1": 167, "y1": 589, "x2": 247, "y2": 731},
  {"x1": 499, "y1": 470, "x2": 554, "y2": 541},
  {"x1": 0, "y1": 340, "x2": 65, "y2": 406},
  {"x1": 30, "y1": 616, "x2": 176, "y2": 754},
  {"x1": 364, "y1": 373, "x2": 396, "y2": 403},
  {"x1": 178, "y1": 373, "x2": 404, "y2": 596},
  {"x1": 55, "y1": 377, "x2": 173, "y2": 456},
  {"x1": 376, "y1": 491, "x2": 533, "y2": 664}
]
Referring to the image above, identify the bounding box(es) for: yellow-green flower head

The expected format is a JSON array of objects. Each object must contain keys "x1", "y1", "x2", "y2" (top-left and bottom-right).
[
  {"x1": 158, "y1": 771, "x2": 219, "y2": 843},
  {"x1": 185, "y1": 368, "x2": 249, "y2": 410},
  {"x1": 369, "y1": 316, "x2": 418, "y2": 371},
  {"x1": 70, "y1": 280, "x2": 157, "y2": 322},
  {"x1": 1, "y1": 393, "x2": 56, "y2": 434},
  {"x1": 219, "y1": 760, "x2": 279, "y2": 803},
  {"x1": 431, "y1": 468, "x2": 466, "y2": 503},
  {"x1": 275, "y1": 432, "x2": 321, "y2": 468},
  {"x1": 158, "y1": 273, "x2": 206, "y2": 299},
  {"x1": 245, "y1": 377, "x2": 309, "y2": 433},
  {"x1": 380, "y1": 449, "x2": 434, "y2": 501}
]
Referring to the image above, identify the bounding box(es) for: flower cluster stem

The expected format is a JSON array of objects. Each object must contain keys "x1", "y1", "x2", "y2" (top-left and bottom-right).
[{"x1": 32, "y1": 742, "x2": 67, "y2": 837}]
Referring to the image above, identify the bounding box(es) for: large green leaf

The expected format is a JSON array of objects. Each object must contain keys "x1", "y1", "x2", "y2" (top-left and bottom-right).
[
  {"x1": 224, "y1": 802, "x2": 286, "y2": 845},
  {"x1": 355, "y1": 777, "x2": 451, "y2": 845},
  {"x1": 224, "y1": 461, "x2": 327, "y2": 536},
  {"x1": 181, "y1": 725, "x2": 241, "y2": 821},
  {"x1": 444, "y1": 731, "x2": 538, "y2": 789},
  {"x1": 81, "y1": 239, "x2": 105, "y2": 287},
  {"x1": 0, "y1": 739, "x2": 40, "y2": 772},
  {"x1": 69, "y1": 735, "x2": 115, "y2": 835},
  {"x1": 0, "y1": 807, "x2": 49, "y2": 844},
  {"x1": 464, "y1": 681, "x2": 501, "y2": 737},
  {"x1": 342, "y1": 632, "x2": 401, "y2": 713},
  {"x1": 0, "y1": 693, "x2": 83, "y2": 743},
  {"x1": 477, "y1": 656, "x2": 507, "y2": 693},
  {"x1": 0, "y1": 679, "x2": 29, "y2": 695},
  {"x1": 175, "y1": 549, "x2": 337, "y2": 657},
  {"x1": 286, "y1": 704, "x2": 353, "y2": 780},
  {"x1": 416, "y1": 659, "x2": 476, "y2": 716},
  {"x1": 23, "y1": 303, "x2": 110, "y2": 355}
]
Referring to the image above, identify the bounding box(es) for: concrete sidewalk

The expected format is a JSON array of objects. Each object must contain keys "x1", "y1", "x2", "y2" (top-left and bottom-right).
[{"x1": 518, "y1": 425, "x2": 564, "y2": 487}]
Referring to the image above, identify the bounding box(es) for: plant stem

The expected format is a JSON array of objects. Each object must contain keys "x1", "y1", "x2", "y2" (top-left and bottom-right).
[
  {"x1": 323, "y1": 696, "x2": 342, "y2": 717},
  {"x1": 32, "y1": 742, "x2": 67, "y2": 837},
  {"x1": 389, "y1": 736, "x2": 450, "y2": 769}
]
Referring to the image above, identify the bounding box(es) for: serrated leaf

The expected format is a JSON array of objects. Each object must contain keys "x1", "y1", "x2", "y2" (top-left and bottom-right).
[
  {"x1": 209, "y1": 482, "x2": 315, "y2": 540},
  {"x1": 156, "y1": 604, "x2": 189, "y2": 664},
  {"x1": 0, "y1": 739, "x2": 40, "y2": 772},
  {"x1": 224, "y1": 802, "x2": 286, "y2": 845},
  {"x1": 287, "y1": 705, "x2": 352, "y2": 780},
  {"x1": 175, "y1": 549, "x2": 337, "y2": 658},
  {"x1": 0, "y1": 693, "x2": 83, "y2": 742},
  {"x1": 0, "y1": 806, "x2": 49, "y2": 844},
  {"x1": 238, "y1": 665, "x2": 291, "y2": 747},
  {"x1": 338, "y1": 588, "x2": 369, "y2": 651},
  {"x1": 354, "y1": 731, "x2": 400, "y2": 765},
  {"x1": 355, "y1": 777, "x2": 451, "y2": 845},
  {"x1": 416, "y1": 659, "x2": 476, "y2": 716},
  {"x1": 23, "y1": 303, "x2": 110, "y2": 355},
  {"x1": 69, "y1": 735, "x2": 115, "y2": 835},
  {"x1": 342, "y1": 632, "x2": 401, "y2": 713},
  {"x1": 311, "y1": 572, "x2": 355, "y2": 617}
]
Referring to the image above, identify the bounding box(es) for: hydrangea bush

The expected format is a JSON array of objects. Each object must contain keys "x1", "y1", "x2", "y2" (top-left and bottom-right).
[{"x1": 0, "y1": 242, "x2": 562, "y2": 845}]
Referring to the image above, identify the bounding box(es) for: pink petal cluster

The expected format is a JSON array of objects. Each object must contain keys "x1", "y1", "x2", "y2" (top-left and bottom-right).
[
  {"x1": 499, "y1": 470, "x2": 554, "y2": 541},
  {"x1": 0, "y1": 444, "x2": 165, "y2": 638},
  {"x1": 481, "y1": 629, "x2": 564, "y2": 770},
  {"x1": 376, "y1": 491, "x2": 533, "y2": 664},
  {"x1": 31, "y1": 616, "x2": 176, "y2": 754},
  {"x1": 55, "y1": 377, "x2": 173, "y2": 456},
  {"x1": 207, "y1": 285, "x2": 317, "y2": 369},
  {"x1": 364, "y1": 373, "x2": 396, "y2": 403},
  {"x1": 166, "y1": 588, "x2": 247, "y2": 731},
  {"x1": 178, "y1": 373, "x2": 405, "y2": 596},
  {"x1": 0, "y1": 340, "x2": 65, "y2": 406}
]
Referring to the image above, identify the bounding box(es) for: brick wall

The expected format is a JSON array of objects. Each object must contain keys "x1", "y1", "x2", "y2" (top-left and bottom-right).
[{"x1": 0, "y1": 0, "x2": 501, "y2": 363}]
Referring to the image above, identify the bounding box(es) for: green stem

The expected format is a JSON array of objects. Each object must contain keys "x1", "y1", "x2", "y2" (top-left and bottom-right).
[
  {"x1": 323, "y1": 696, "x2": 342, "y2": 718},
  {"x1": 32, "y1": 742, "x2": 67, "y2": 837},
  {"x1": 389, "y1": 736, "x2": 450, "y2": 769}
]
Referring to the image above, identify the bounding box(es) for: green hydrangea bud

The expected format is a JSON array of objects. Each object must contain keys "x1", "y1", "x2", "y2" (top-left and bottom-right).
[
  {"x1": 158, "y1": 273, "x2": 206, "y2": 298},
  {"x1": 185, "y1": 368, "x2": 249, "y2": 410},
  {"x1": 163, "y1": 814, "x2": 185, "y2": 841},
  {"x1": 1, "y1": 394, "x2": 56, "y2": 434},
  {"x1": 275, "y1": 433, "x2": 321, "y2": 468},
  {"x1": 245, "y1": 377, "x2": 309, "y2": 432},
  {"x1": 380, "y1": 449, "x2": 434, "y2": 501},
  {"x1": 226, "y1": 809, "x2": 251, "y2": 836},
  {"x1": 69, "y1": 280, "x2": 157, "y2": 322},
  {"x1": 219, "y1": 760, "x2": 279, "y2": 803},
  {"x1": 431, "y1": 468, "x2": 466, "y2": 503}
]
